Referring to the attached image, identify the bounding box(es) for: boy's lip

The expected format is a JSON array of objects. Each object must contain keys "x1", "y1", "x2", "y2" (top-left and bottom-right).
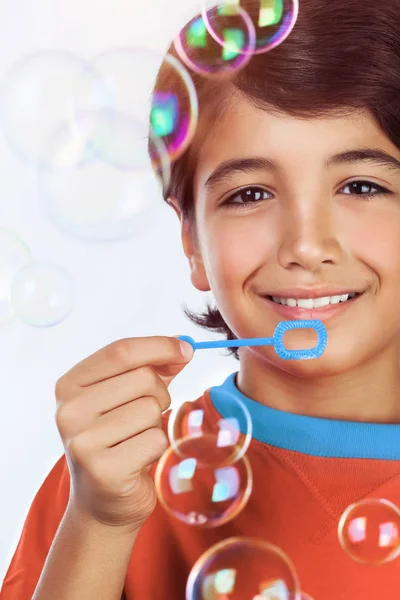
[{"x1": 261, "y1": 292, "x2": 363, "y2": 321}]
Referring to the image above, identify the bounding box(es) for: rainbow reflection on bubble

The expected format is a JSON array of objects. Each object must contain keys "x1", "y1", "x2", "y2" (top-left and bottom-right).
[
  {"x1": 186, "y1": 537, "x2": 301, "y2": 599},
  {"x1": 155, "y1": 437, "x2": 253, "y2": 528},
  {"x1": 338, "y1": 498, "x2": 400, "y2": 565},
  {"x1": 174, "y1": 5, "x2": 256, "y2": 79},
  {"x1": 203, "y1": 0, "x2": 299, "y2": 55},
  {"x1": 149, "y1": 53, "x2": 199, "y2": 167}
]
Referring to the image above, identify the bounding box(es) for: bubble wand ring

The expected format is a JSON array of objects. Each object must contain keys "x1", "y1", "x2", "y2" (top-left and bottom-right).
[{"x1": 178, "y1": 319, "x2": 327, "y2": 360}]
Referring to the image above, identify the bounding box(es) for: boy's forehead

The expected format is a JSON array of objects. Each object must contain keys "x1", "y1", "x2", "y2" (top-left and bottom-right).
[{"x1": 193, "y1": 96, "x2": 393, "y2": 188}]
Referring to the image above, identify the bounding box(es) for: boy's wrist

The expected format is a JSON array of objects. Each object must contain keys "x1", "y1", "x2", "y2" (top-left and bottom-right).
[{"x1": 66, "y1": 498, "x2": 143, "y2": 539}]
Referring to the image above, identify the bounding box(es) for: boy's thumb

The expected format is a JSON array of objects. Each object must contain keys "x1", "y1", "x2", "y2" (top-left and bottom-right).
[
  {"x1": 175, "y1": 336, "x2": 195, "y2": 360},
  {"x1": 153, "y1": 336, "x2": 194, "y2": 384}
]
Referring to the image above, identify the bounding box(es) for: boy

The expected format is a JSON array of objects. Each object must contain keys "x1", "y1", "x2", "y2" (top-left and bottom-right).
[{"x1": 3, "y1": 0, "x2": 400, "y2": 598}]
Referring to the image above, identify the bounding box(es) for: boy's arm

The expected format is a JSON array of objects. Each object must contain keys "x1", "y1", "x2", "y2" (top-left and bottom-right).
[{"x1": 32, "y1": 501, "x2": 139, "y2": 600}]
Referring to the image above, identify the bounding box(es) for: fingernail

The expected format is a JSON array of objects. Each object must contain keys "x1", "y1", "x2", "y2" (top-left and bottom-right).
[{"x1": 179, "y1": 340, "x2": 194, "y2": 359}]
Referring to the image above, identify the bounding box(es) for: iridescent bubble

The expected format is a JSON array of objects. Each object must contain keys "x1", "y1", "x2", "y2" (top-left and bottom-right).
[
  {"x1": 0, "y1": 50, "x2": 108, "y2": 167},
  {"x1": 186, "y1": 537, "x2": 301, "y2": 599},
  {"x1": 174, "y1": 4, "x2": 256, "y2": 79},
  {"x1": 0, "y1": 229, "x2": 32, "y2": 325},
  {"x1": 168, "y1": 391, "x2": 252, "y2": 468},
  {"x1": 155, "y1": 437, "x2": 253, "y2": 528},
  {"x1": 37, "y1": 115, "x2": 169, "y2": 242},
  {"x1": 202, "y1": 0, "x2": 299, "y2": 55},
  {"x1": 338, "y1": 498, "x2": 400, "y2": 565},
  {"x1": 71, "y1": 48, "x2": 198, "y2": 167},
  {"x1": 9, "y1": 260, "x2": 76, "y2": 327}
]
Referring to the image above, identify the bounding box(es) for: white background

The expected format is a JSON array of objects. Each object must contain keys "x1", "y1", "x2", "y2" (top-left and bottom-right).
[{"x1": 0, "y1": 0, "x2": 238, "y2": 581}]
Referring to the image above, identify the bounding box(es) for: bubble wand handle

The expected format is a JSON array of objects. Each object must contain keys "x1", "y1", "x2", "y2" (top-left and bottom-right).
[{"x1": 177, "y1": 319, "x2": 327, "y2": 360}]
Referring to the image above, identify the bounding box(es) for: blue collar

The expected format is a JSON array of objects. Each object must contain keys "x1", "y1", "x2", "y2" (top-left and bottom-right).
[{"x1": 209, "y1": 372, "x2": 400, "y2": 460}]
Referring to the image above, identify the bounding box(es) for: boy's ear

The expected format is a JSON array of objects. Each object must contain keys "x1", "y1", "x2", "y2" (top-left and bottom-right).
[{"x1": 168, "y1": 196, "x2": 210, "y2": 293}]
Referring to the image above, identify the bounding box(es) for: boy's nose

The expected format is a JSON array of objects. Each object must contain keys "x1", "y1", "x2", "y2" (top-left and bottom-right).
[{"x1": 277, "y1": 206, "x2": 342, "y2": 273}]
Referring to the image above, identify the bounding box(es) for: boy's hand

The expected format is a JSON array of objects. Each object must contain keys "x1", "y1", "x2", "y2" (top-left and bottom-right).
[{"x1": 54, "y1": 336, "x2": 194, "y2": 534}]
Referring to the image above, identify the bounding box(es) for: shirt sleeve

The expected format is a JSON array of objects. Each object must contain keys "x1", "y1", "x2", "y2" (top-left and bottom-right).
[{"x1": 1, "y1": 454, "x2": 70, "y2": 599}]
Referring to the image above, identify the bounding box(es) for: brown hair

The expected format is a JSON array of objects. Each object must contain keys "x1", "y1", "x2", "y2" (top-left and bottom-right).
[{"x1": 150, "y1": 0, "x2": 400, "y2": 361}]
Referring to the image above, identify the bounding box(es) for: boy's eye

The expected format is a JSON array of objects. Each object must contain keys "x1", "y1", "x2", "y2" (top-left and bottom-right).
[
  {"x1": 221, "y1": 187, "x2": 272, "y2": 209},
  {"x1": 341, "y1": 180, "x2": 390, "y2": 196}
]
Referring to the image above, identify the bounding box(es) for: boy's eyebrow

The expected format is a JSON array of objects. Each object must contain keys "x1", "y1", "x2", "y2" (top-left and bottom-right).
[{"x1": 204, "y1": 148, "x2": 400, "y2": 191}]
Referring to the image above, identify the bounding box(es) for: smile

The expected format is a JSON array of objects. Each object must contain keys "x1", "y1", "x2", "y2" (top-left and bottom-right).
[
  {"x1": 268, "y1": 292, "x2": 360, "y2": 309},
  {"x1": 261, "y1": 292, "x2": 364, "y2": 321}
]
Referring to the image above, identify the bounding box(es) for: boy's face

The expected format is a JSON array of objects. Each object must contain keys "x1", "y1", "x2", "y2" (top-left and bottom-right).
[{"x1": 170, "y1": 96, "x2": 400, "y2": 376}]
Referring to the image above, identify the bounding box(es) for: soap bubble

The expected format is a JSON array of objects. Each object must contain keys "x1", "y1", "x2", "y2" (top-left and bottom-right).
[
  {"x1": 37, "y1": 116, "x2": 169, "y2": 242},
  {"x1": 0, "y1": 229, "x2": 31, "y2": 325},
  {"x1": 0, "y1": 50, "x2": 108, "y2": 167},
  {"x1": 155, "y1": 437, "x2": 253, "y2": 528},
  {"x1": 202, "y1": 0, "x2": 299, "y2": 55},
  {"x1": 338, "y1": 498, "x2": 400, "y2": 565},
  {"x1": 168, "y1": 391, "x2": 252, "y2": 468},
  {"x1": 186, "y1": 537, "x2": 301, "y2": 599},
  {"x1": 174, "y1": 3, "x2": 256, "y2": 79},
  {"x1": 72, "y1": 48, "x2": 198, "y2": 167},
  {"x1": 9, "y1": 259, "x2": 76, "y2": 327}
]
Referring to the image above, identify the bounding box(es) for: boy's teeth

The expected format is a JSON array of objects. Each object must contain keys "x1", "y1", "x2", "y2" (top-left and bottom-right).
[{"x1": 271, "y1": 293, "x2": 357, "y2": 308}]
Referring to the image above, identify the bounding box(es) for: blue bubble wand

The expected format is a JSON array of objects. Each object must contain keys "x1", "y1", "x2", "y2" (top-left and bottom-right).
[{"x1": 178, "y1": 319, "x2": 327, "y2": 360}]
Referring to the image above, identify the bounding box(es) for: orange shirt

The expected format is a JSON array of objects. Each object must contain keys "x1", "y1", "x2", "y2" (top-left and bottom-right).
[{"x1": 2, "y1": 371, "x2": 400, "y2": 599}]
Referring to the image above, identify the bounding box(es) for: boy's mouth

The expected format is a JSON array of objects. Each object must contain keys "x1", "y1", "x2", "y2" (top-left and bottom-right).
[
  {"x1": 265, "y1": 292, "x2": 362, "y2": 309},
  {"x1": 260, "y1": 291, "x2": 364, "y2": 321}
]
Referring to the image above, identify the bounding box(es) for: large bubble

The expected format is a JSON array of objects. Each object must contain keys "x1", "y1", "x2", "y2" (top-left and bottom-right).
[
  {"x1": 186, "y1": 537, "x2": 301, "y2": 599},
  {"x1": 0, "y1": 50, "x2": 108, "y2": 167},
  {"x1": 174, "y1": 4, "x2": 256, "y2": 79},
  {"x1": 155, "y1": 437, "x2": 253, "y2": 528},
  {"x1": 10, "y1": 259, "x2": 76, "y2": 327},
  {"x1": 37, "y1": 115, "x2": 170, "y2": 242},
  {"x1": 338, "y1": 498, "x2": 400, "y2": 565},
  {"x1": 202, "y1": 0, "x2": 299, "y2": 55},
  {"x1": 168, "y1": 391, "x2": 253, "y2": 468}
]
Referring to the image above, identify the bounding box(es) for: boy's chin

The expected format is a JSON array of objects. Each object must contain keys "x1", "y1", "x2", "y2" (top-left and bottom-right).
[{"x1": 270, "y1": 346, "x2": 361, "y2": 378}]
